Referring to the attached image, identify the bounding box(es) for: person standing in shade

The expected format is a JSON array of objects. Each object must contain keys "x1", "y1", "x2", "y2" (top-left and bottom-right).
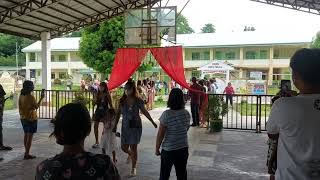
[
  {"x1": 156, "y1": 88, "x2": 191, "y2": 180},
  {"x1": 19, "y1": 80, "x2": 44, "y2": 160},
  {"x1": 36, "y1": 103, "x2": 120, "y2": 180},
  {"x1": 113, "y1": 81, "x2": 157, "y2": 177},
  {"x1": 223, "y1": 82, "x2": 235, "y2": 106},
  {"x1": 92, "y1": 82, "x2": 113, "y2": 149},
  {"x1": 267, "y1": 48, "x2": 320, "y2": 180},
  {"x1": 189, "y1": 77, "x2": 202, "y2": 127},
  {"x1": 0, "y1": 85, "x2": 13, "y2": 162}
]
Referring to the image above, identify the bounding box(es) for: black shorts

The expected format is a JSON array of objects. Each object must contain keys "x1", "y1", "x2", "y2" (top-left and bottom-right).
[{"x1": 21, "y1": 119, "x2": 37, "y2": 134}]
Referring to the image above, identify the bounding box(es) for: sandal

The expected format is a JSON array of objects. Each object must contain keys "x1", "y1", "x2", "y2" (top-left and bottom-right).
[
  {"x1": 24, "y1": 154, "x2": 36, "y2": 160},
  {"x1": 92, "y1": 144, "x2": 100, "y2": 149},
  {"x1": 0, "y1": 146, "x2": 13, "y2": 151}
]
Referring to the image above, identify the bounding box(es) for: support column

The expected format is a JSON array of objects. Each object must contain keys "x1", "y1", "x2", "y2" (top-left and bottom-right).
[
  {"x1": 25, "y1": 53, "x2": 30, "y2": 80},
  {"x1": 268, "y1": 47, "x2": 274, "y2": 85},
  {"x1": 41, "y1": 32, "x2": 51, "y2": 90},
  {"x1": 67, "y1": 52, "x2": 72, "y2": 75},
  {"x1": 210, "y1": 49, "x2": 214, "y2": 60},
  {"x1": 239, "y1": 68, "x2": 244, "y2": 79}
]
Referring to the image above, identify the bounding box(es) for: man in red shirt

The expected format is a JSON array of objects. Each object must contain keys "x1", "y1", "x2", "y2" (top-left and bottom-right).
[
  {"x1": 223, "y1": 82, "x2": 235, "y2": 106},
  {"x1": 189, "y1": 77, "x2": 203, "y2": 127}
]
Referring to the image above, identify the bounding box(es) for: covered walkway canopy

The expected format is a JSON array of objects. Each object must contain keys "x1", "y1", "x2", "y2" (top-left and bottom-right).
[
  {"x1": 0, "y1": 0, "x2": 160, "y2": 90},
  {"x1": 0, "y1": 0, "x2": 319, "y2": 90}
]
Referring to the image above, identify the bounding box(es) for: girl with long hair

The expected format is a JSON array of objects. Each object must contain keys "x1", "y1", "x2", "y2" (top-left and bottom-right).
[{"x1": 113, "y1": 80, "x2": 157, "y2": 176}]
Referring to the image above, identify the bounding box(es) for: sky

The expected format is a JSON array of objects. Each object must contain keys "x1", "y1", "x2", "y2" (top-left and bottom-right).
[{"x1": 167, "y1": 0, "x2": 320, "y2": 36}]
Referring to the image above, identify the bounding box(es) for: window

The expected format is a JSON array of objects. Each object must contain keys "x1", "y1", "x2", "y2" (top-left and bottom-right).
[
  {"x1": 246, "y1": 51, "x2": 256, "y2": 59},
  {"x1": 191, "y1": 52, "x2": 200, "y2": 60},
  {"x1": 58, "y1": 55, "x2": 67, "y2": 62},
  {"x1": 59, "y1": 72, "x2": 67, "y2": 79},
  {"x1": 225, "y1": 52, "x2": 235, "y2": 60},
  {"x1": 29, "y1": 53, "x2": 36, "y2": 62},
  {"x1": 191, "y1": 70, "x2": 200, "y2": 78},
  {"x1": 215, "y1": 51, "x2": 223, "y2": 60},
  {"x1": 51, "y1": 55, "x2": 55, "y2": 62},
  {"x1": 37, "y1": 70, "x2": 41, "y2": 77},
  {"x1": 260, "y1": 50, "x2": 268, "y2": 59},
  {"x1": 51, "y1": 73, "x2": 55, "y2": 79},
  {"x1": 203, "y1": 51, "x2": 210, "y2": 60},
  {"x1": 273, "y1": 49, "x2": 280, "y2": 59}
]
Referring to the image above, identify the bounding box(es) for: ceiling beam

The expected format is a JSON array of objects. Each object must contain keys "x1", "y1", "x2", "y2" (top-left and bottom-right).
[
  {"x1": 93, "y1": 0, "x2": 111, "y2": 10},
  {"x1": 0, "y1": 28, "x2": 37, "y2": 39},
  {"x1": 57, "y1": 2, "x2": 90, "y2": 17},
  {"x1": 251, "y1": 0, "x2": 320, "y2": 15},
  {"x1": 73, "y1": 0, "x2": 104, "y2": 15},
  {"x1": 50, "y1": 0, "x2": 161, "y2": 38},
  {"x1": 0, "y1": 0, "x2": 65, "y2": 23}
]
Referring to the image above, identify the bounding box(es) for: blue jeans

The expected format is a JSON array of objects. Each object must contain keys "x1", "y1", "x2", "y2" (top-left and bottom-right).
[{"x1": 191, "y1": 103, "x2": 199, "y2": 126}]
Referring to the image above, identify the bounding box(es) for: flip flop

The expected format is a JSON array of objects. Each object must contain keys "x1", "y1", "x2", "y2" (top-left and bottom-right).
[
  {"x1": 24, "y1": 155, "x2": 36, "y2": 160},
  {"x1": 0, "y1": 146, "x2": 13, "y2": 151}
]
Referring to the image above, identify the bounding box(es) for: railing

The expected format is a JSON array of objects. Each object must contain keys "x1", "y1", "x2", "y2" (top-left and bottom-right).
[
  {"x1": 34, "y1": 90, "x2": 96, "y2": 119},
  {"x1": 207, "y1": 94, "x2": 274, "y2": 133}
]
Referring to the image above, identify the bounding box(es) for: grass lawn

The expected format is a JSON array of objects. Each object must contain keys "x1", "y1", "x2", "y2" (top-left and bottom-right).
[
  {"x1": 4, "y1": 99, "x2": 15, "y2": 110},
  {"x1": 235, "y1": 102, "x2": 271, "y2": 116},
  {"x1": 154, "y1": 100, "x2": 167, "y2": 109},
  {"x1": 35, "y1": 84, "x2": 80, "y2": 91}
]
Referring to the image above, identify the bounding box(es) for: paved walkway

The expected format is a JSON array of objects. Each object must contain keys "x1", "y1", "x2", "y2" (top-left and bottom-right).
[{"x1": 0, "y1": 108, "x2": 269, "y2": 180}]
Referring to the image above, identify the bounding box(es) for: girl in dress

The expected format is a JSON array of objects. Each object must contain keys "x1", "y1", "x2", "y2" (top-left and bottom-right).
[{"x1": 101, "y1": 109, "x2": 118, "y2": 164}]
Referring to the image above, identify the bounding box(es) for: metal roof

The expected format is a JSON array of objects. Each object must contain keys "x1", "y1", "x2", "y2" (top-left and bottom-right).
[
  {"x1": 251, "y1": 0, "x2": 320, "y2": 15},
  {"x1": 176, "y1": 31, "x2": 313, "y2": 48},
  {"x1": 0, "y1": 0, "x2": 161, "y2": 39},
  {"x1": 22, "y1": 31, "x2": 314, "y2": 52}
]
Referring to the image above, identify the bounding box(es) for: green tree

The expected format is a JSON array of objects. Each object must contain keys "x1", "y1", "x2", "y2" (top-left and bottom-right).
[
  {"x1": 79, "y1": 17, "x2": 125, "y2": 75},
  {"x1": 201, "y1": 23, "x2": 216, "y2": 33},
  {"x1": 311, "y1": 32, "x2": 320, "y2": 48},
  {"x1": 0, "y1": 33, "x2": 33, "y2": 66},
  {"x1": 176, "y1": 14, "x2": 194, "y2": 34}
]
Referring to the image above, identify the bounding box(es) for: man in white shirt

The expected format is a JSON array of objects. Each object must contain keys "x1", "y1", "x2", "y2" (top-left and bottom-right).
[
  {"x1": 209, "y1": 79, "x2": 218, "y2": 94},
  {"x1": 267, "y1": 48, "x2": 320, "y2": 180}
]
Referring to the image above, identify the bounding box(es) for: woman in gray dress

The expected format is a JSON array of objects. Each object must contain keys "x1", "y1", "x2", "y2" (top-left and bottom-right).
[{"x1": 113, "y1": 80, "x2": 157, "y2": 177}]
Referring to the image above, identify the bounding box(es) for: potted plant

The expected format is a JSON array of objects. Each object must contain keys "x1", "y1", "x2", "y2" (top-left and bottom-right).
[{"x1": 207, "y1": 95, "x2": 228, "y2": 133}]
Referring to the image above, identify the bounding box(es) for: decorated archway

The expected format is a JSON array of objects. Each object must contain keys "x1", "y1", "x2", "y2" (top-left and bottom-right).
[{"x1": 107, "y1": 46, "x2": 208, "y2": 123}]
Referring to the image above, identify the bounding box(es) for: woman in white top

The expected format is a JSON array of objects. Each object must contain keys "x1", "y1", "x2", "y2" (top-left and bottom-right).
[{"x1": 267, "y1": 48, "x2": 320, "y2": 180}]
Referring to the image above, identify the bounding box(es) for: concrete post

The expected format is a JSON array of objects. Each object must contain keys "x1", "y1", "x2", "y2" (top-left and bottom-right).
[
  {"x1": 268, "y1": 47, "x2": 274, "y2": 85},
  {"x1": 210, "y1": 49, "x2": 214, "y2": 60},
  {"x1": 25, "y1": 53, "x2": 30, "y2": 80},
  {"x1": 41, "y1": 32, "x2": 51, "y2": 90},
  {"x1": 67, "y1": 52, "x2": 72, "y2": 75}
]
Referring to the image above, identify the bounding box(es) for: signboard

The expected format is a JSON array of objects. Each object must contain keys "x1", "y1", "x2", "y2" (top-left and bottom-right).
[
  {"x1": 198, "y1": 61, "x2": 234, "y2": 73},
  {"x1": 247, "y1": 80, "x2": 266, "y2": 95},
  {"x1": 250, "y1": 71, "x2": 263, "y2": 80}
]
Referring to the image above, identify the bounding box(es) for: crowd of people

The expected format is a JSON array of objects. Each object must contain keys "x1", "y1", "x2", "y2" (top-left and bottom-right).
[{"x1": 0, "y1": 48, "x2": 320, "y2": 180}]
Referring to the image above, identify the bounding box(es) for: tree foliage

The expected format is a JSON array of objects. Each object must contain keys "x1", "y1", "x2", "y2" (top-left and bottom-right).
[
  {"x1": 201, "y1": 23, "x2": 216, "y2": 33},
  {"x1": 176, "y1": 14, "x2": 194, "y2": 34},
  {"x1": 79, "y1": 17, "x2": 125, "y2": 75},
  {"x1": 0, "y1": 33, "x2": 34, "y2": 66},
  {"x1": 311, "y1": 32, "x2": 320, "y2": 48}
]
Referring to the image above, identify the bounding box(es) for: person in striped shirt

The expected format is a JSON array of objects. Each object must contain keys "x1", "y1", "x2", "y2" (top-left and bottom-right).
[{"x1": 156, "y1": 88, "x2": 191, "y2": 180}]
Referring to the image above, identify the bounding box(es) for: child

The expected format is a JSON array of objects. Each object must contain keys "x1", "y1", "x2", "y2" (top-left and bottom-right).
[{"x1": 101, "y1": 109, "x2": 118, "y2": 164}]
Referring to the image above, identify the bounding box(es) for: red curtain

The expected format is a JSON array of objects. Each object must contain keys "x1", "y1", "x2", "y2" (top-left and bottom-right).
[
  {"x1": 108, "y1": 48, "x2": 148, "y2": 90},
  {"x1": 107, "y1": 46, "x2": 207, "y2": 124},
  {"x1": 150, "y1": 46, "x2": 190, "y2": 89}
]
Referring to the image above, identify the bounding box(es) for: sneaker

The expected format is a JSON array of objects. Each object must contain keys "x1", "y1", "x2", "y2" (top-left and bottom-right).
[
  {"x1": 92, "y1": 144, "x2": 100, "y2": 149},
  {"x1": 130, "y1": 168, "x2": 137, "y2": 177}
]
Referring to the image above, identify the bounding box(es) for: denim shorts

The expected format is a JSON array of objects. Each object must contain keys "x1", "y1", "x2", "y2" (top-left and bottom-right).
[{"x1": 21, "y1": 119, "x2": 37, "y2": 134}]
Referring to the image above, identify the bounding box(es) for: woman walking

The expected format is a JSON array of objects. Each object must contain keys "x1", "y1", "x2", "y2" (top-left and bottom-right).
[
  {"x1": 92, "y1": 82, "x2": 113, "y2": 148},
  {"x1": 156, "y1": 88, "x2": 191, "y2": 180},
  {"x1": 113, "y1": 80, "x2": 157, "y2": 176},
  {"x1": 19, "y1": 80, "x2": 44, "y2": 160}
]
